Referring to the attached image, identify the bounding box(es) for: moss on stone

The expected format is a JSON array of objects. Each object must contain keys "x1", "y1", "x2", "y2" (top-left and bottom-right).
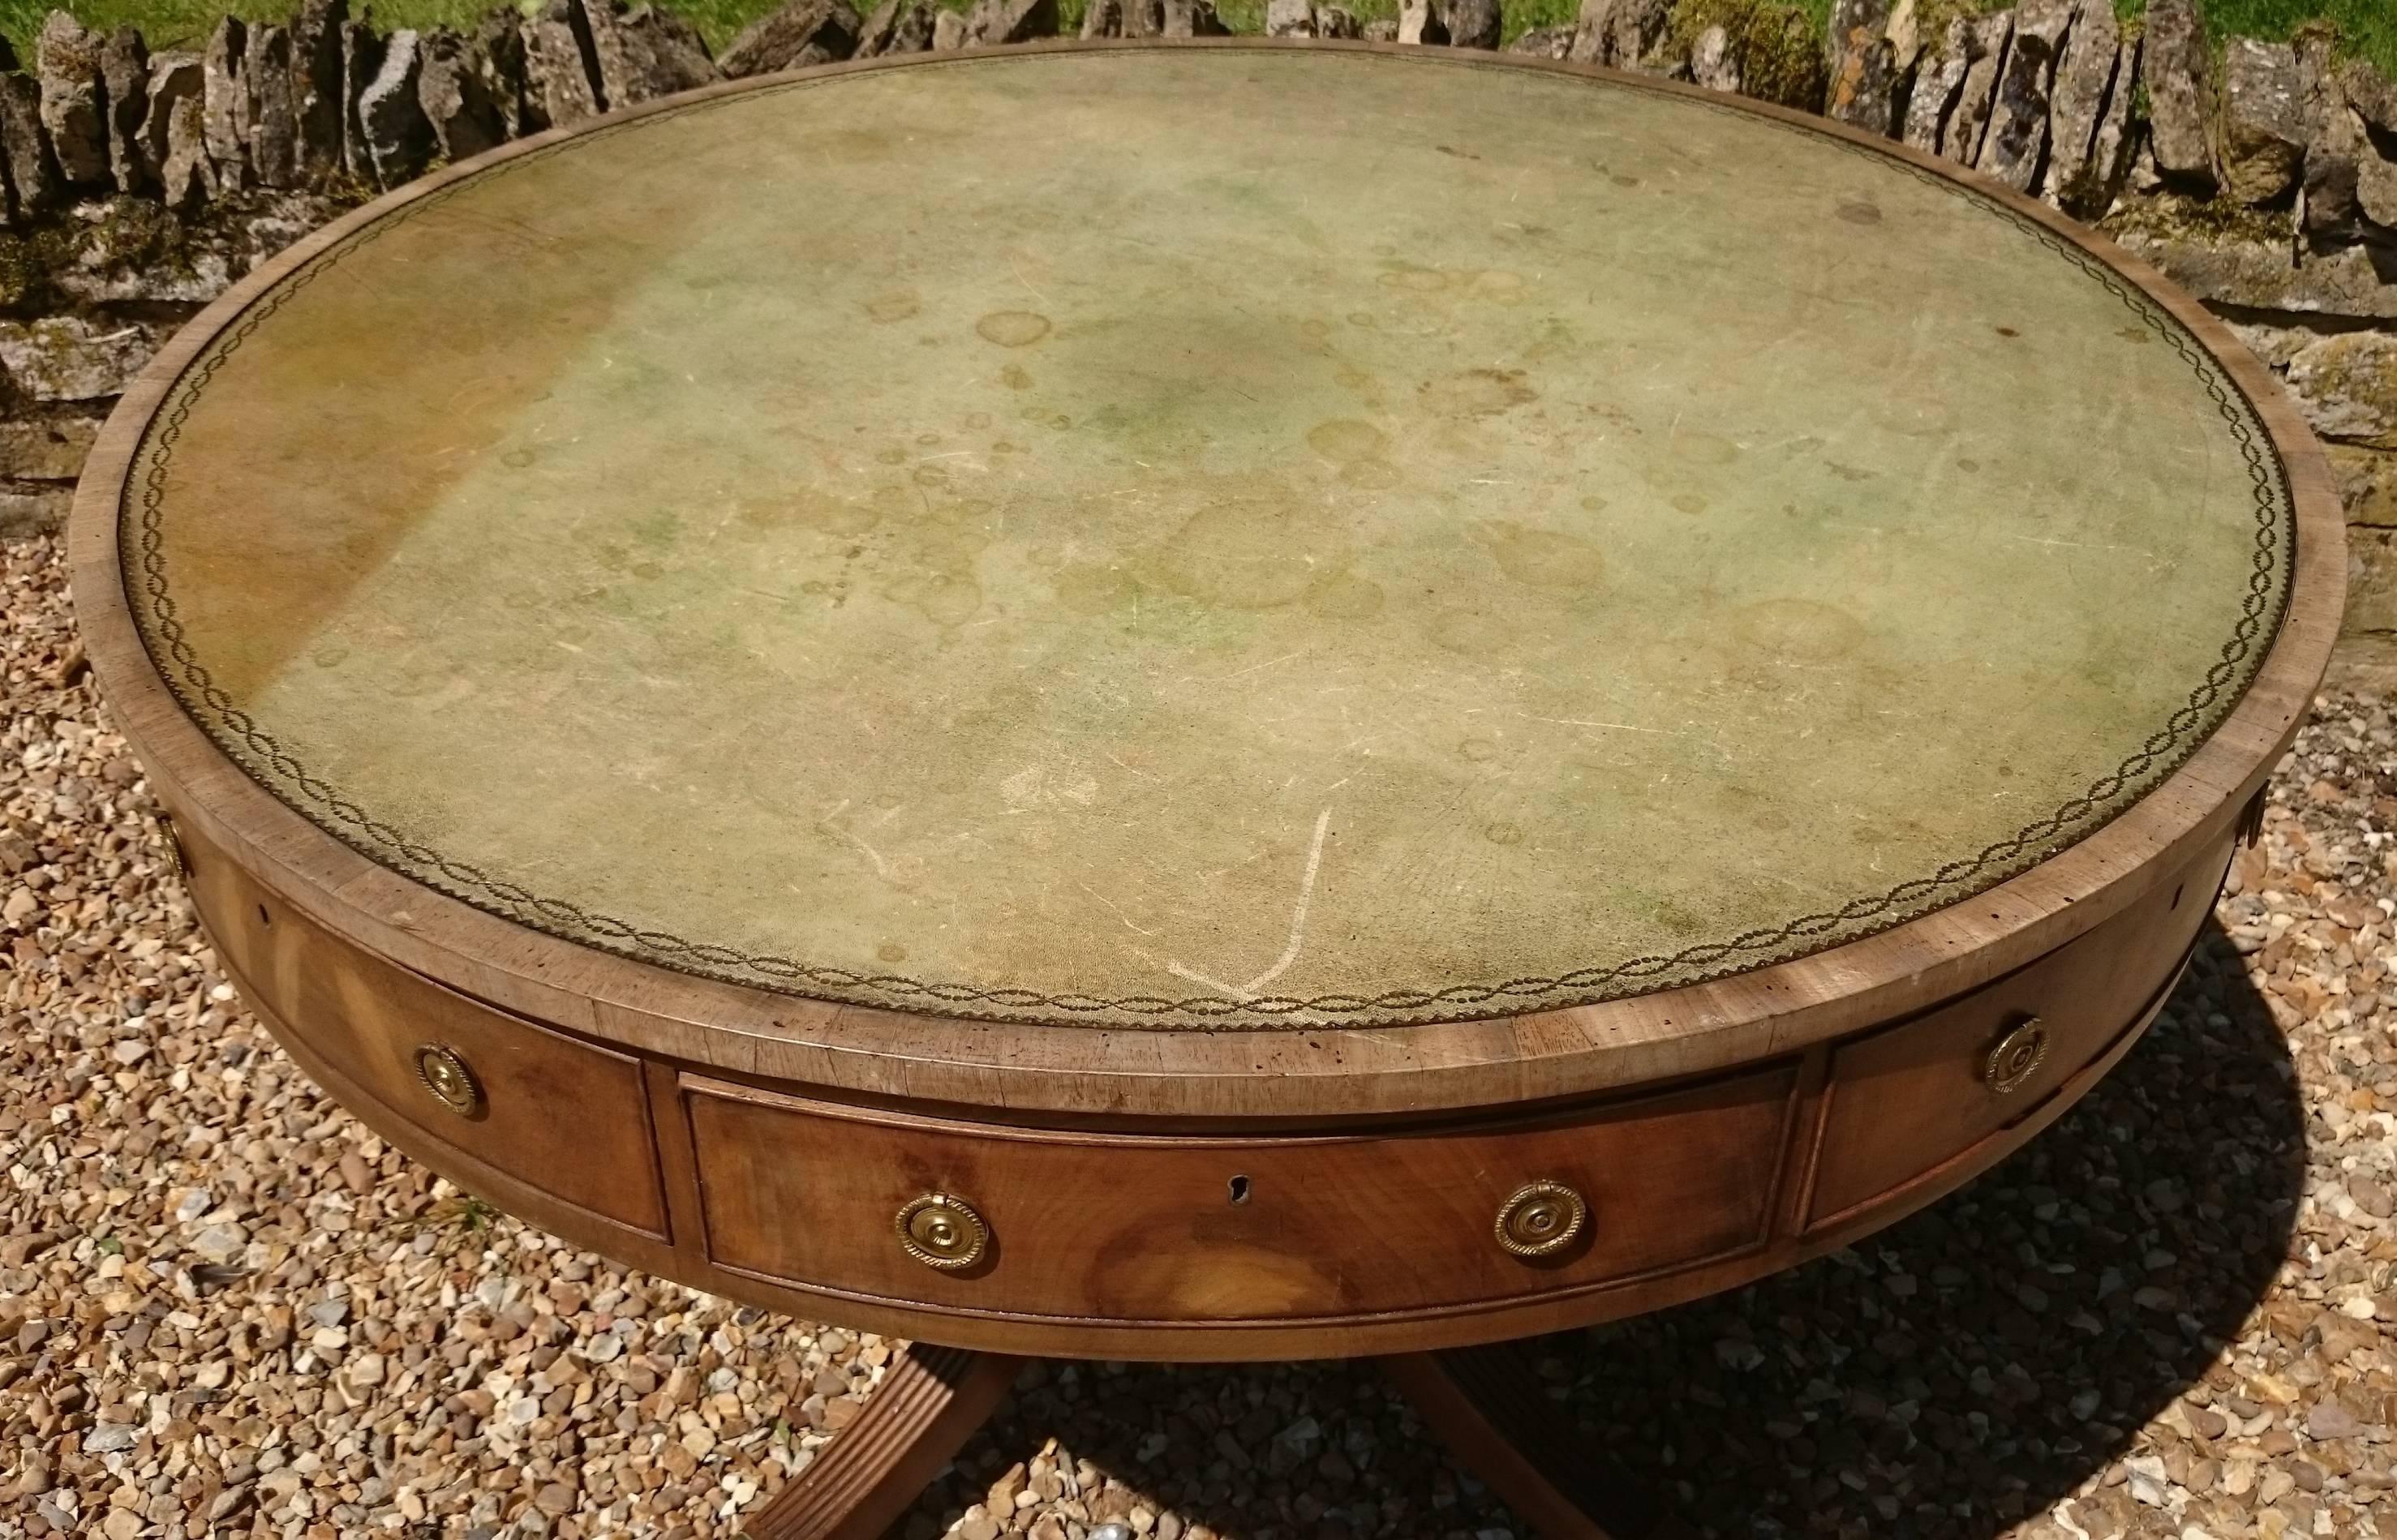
[
  {"x1": 4, "y1": 198, "x2": 197, "y2": 307},
  {"x1": 83, "y1": 195, "x2": 195, "y2": 277},
  {"x1": 0, "y1": 236, "x2": 41, "y2": 313},
  {"x1": 1666, "y1": 0, "x2": 1827, "y2": 110},
  {"x1": 2102, "y1": 190, "x2": 2300, "y2": 246},
  {"x1": 311, "y1": 170, "x2": 379, "y2": 211},
  {"x1": 0, "y1": 226, "x2": 75, "y2": 316}
]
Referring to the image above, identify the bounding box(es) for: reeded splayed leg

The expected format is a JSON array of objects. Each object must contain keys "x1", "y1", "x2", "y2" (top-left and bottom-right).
[
  {"x1": 1382, "y1": 1342, "x2": 1693, "y2": 1540},
  {"x1": 741, "y1": 1345, "x2": 1022, "y2": 1540}
]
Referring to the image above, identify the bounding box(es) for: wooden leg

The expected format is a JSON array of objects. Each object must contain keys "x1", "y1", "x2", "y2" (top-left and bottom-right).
[
  {"x1": 742, "y1": 1345, "x2": 1022, "y2": 1540},
  {"x1": 1382, "y1": 1343, "x2": 1690, "y2": 1540}
]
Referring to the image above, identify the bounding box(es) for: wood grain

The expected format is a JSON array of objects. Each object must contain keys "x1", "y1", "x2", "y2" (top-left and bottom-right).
[
  {"x1": 172, "y1": 802, "x2": 2223, "y2": 1358},
  {"x1": 180, "y1": 806, "x2": 671, "y2": 1239},
  {"x1": 682, "y1": 1066, "x2": 1793, "y2": 1326},
  {"x1": 1806, "y1": 836, "x2": 2232, "y2": 1223}
]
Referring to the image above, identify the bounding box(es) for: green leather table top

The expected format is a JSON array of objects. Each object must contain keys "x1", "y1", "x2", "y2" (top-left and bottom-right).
[{"x1": 122, "y1": 45, "x2": 2294, "y2": 1029}]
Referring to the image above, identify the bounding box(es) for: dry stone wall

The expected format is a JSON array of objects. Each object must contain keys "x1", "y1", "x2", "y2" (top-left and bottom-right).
[{"x1": 2, "y1": 0, "x2": 2396, "y2": 646}]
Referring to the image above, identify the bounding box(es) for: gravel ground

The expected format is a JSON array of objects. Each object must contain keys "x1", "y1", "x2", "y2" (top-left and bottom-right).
[{"x1": 3, "y1": 524, "x2": 2395, "y2": 1540}]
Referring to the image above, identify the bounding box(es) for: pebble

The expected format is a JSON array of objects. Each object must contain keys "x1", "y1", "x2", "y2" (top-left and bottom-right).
[
  {"x1": 2305, "y1": 1402, "x2": 2365, "y2": 1440},
  {"x1": 187, "y1": 1221, "x2": 247, "y2": 1263}
]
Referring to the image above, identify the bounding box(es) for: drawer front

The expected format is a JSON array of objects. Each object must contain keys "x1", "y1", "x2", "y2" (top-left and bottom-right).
[
  {"x1": 1806, "y1": 838, "x2": 2228, "y2": 1226},
  {"x1": 685, "y1": 1066, "x2": 1796, "y2": 1324},
  {"x1": 183, "y1": 827, "x2": 670, "y2": 1239}
]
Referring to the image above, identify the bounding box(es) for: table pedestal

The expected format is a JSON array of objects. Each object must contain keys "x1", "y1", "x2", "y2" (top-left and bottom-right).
[{"x1": 741, "y1": 1341, "x2": 1687, "y2": 1540}]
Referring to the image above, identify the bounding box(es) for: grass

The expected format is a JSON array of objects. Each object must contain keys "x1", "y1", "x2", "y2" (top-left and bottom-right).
[
  {"x1": 2, "y1": 0, "x2": 2391, "y2": 87},
  {"x1": 1773, "y1": 0, "x2": 2397, "y2": 75},
  {"x1": 0, "y1": 0, "x2": 771, "y2": 52},
  {"x1": 2202, "y1": 0, "x2": 2397, "y2": 75}
]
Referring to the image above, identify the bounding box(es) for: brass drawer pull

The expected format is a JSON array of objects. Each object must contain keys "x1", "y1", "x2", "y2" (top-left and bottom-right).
[
  {"x1": 897, "y1": 1192, "x2": 989, "y2": 1271},
  {"x1": 1495, "y1": 1179, "x2": 1587, "y2": 1258},
  {"x1": 1982, "y1": 1017, "x2": 2049, "y2": 1095},
  {"x1": 413, "y1": 1044, "x2": 484, "y2": 1117}
]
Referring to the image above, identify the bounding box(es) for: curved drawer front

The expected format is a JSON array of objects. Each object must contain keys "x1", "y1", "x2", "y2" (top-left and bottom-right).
[
  {"x1": 180, "y1": 826, "x2": 670, "y2": 1241},
  {"x1": 682, "y1": 1066, "x2": 1798, "y2": 1324},
  {"x1": 1805, "y1": 838, "x2": 2229, "y2": 1227},
  {"x1": 157, "y1": 798, "x2": 2231, "y2": 1356}
]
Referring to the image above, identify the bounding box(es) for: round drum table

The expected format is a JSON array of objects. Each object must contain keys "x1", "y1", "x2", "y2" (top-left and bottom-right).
[{"x1": 74, "y1": 39, "x2": 2343, "y2": 1540}]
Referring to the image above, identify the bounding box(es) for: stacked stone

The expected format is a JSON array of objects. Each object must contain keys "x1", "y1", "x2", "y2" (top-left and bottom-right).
[
  {"x1": 1807, "y1": 0, "x2": 2397, "y2": 241},
  {"x1": 1811, "y1": 0, "x2": 2142, "y2": 214},
  {"x1": 1264, "y1": 0, "x2": 1366, "y2": 41},
  {"x1": 0, "y1": 0, "x2": 853, "y2": 234}
]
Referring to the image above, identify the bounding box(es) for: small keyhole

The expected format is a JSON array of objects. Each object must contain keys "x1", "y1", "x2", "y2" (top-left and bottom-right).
[
  {"x1": 2171, "y1": 882, "x2": 2185, "y2": 912},
  {"x1": 257, "y1": 903, "x2": 272, "y2": 927},
  {"x1": 1227, "y1": 1175, "x2": 1252, "y2": 1206}
]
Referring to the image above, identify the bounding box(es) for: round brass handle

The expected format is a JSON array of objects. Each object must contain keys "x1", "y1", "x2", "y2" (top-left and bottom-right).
[
  {"x1": 896, "y1": 1192, "x2": 990, "y2": 1271},
  {"x1": 413, "y1": 1044, "x2": 484, "y2": 1117},
  {"x1": 1982, "y1": 1016, "x2": 2050, "y2": 1095},
  {"x1": 1495, "y1": 1179, "x2": 1587, "y2": 1259}
]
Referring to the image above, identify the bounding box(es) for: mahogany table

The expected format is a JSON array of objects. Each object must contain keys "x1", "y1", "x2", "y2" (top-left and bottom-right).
[{"x1": 71, "y1": 40, "x2": 2344, "y2": 1540}]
